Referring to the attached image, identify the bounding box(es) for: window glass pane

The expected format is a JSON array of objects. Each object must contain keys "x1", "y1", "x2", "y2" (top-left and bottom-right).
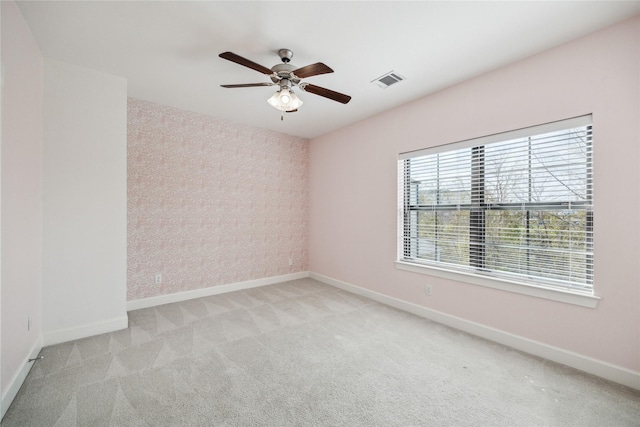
[
  {"x1": 483, "y1": 128, "x2": 591, "y2": 204},
  {"x1": 484, "y1": 209, "x2": 591, "y2": 287},
  {"x1": 413, "y1": 211, "x2": 470, "y2": 264},
  {"x1": 410, "y1": 149, "x2": 471, "y2": 205}
]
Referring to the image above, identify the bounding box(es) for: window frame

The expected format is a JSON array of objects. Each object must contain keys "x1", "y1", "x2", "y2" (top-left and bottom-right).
[{"x1": 396, "y1": 116, "x2": 600, "y2": 308}]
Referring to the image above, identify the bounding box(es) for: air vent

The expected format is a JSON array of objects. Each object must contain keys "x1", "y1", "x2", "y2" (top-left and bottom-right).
[{"x1": 372, "y1": 71, "x2": 405, "y2": 89}]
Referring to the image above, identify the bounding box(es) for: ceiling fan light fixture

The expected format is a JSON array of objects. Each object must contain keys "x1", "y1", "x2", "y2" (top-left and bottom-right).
[{"x1": 267, "y1": 88, "x2": 303, "y2": 112}]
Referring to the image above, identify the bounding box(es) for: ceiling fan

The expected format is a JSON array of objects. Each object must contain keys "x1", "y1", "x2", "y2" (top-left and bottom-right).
[{"x1": 219, "y1": 49, "x2": 351, "y2": 113}]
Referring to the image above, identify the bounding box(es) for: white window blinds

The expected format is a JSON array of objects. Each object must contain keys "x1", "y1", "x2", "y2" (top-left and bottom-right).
[{"x1": 398, "y1": 116, "x2": 593, "y2": 293}]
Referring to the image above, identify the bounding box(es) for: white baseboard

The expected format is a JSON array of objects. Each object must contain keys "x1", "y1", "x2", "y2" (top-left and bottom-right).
[
  {"x1": 43, "y1": 315, "x2": 129, "y2": 347},
  {"x1": 127, "y1": 271, "x2": 311, "y2": 311},
  {"x1": 1, "y1": 335, "x2": 43, "y2": 420},
  {"x1": 310, "y1": 272, "x2": 640, "y2": 391}
]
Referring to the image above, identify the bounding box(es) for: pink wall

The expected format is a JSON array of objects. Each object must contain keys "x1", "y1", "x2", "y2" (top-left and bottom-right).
[
  {"x1": 310, "y1": 17, "x2": 640, "y2": 371},
  {"x1": 1, "y1": 0, "x2": 43, "y2": 394},
  {"x1": 128, "y1": 99, "x2": 309, "y2": 300}
]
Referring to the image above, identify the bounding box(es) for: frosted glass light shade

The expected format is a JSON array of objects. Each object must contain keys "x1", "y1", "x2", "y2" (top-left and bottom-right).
[{"x1": 267, "y1": 88, "x2": 303, "y2": 112}]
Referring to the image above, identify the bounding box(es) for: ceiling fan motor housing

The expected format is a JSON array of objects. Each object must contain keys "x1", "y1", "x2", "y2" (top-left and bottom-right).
[{"x1": 270, "y1": 63, "x2": 298, "y2": 84}]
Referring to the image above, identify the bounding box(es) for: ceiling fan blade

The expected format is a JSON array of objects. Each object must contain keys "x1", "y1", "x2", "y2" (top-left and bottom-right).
[
  {"x1": 221, "y1": 83, "x2": 275, "y2": 88},
  {"x1": 219, "y1": 52, "x2": 274, "y2": 75},
  {"x1": 301, "y1": 83, "x2": 351, "y2": 104},
  {"x1": 292, "y1": 62, "x2": 334, "y2": 79}
]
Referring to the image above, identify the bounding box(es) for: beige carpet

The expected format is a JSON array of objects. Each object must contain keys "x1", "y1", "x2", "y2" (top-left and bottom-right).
[{"x1": 2, "y1": 278, "x2": 639, "y2": 426}]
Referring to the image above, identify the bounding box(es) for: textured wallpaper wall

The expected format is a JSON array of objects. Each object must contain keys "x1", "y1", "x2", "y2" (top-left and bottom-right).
[{"x1": 127, "y1": 98, "x2": 309, "y2": 300}]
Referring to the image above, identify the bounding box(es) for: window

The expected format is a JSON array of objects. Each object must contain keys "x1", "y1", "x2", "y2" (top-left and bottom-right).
[{"x1": 398, "y1": 116, "x2": 593, "y2": 295}]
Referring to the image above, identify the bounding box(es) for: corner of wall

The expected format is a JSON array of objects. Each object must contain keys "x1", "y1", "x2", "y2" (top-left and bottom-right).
[
  {"x1": 0, "y1": 334, "x2": 42, "y2": 420},
  {"x1": 42, "y1": 316, "x2": 128, "y2": 347}
]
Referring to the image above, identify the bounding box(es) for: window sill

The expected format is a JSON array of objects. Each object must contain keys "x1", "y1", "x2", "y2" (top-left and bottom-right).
[{"x1": 395, "y1": 261, "x2": 600, "y2": 308}]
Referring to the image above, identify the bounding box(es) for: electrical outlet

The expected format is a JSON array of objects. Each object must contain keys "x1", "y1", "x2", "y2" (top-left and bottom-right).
[
  {"x1": 288, "y1": 259, "x2": 293, "y2": 266},
  {"x1": 155, "y1": 274, "x2": 162, "y2": 284},
  {"x1": 425, "y1": 285, "x2": 432, "y2": 296}
]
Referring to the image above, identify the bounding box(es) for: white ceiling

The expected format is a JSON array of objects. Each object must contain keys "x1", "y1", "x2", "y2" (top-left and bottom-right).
[{"x1": 16, "y1": 1, "x2": 640, "y2": 139}]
